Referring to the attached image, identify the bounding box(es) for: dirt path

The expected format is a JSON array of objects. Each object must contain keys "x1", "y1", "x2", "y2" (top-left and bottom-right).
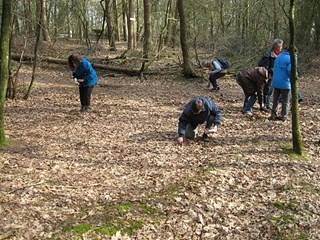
[{"x1": 1, "y1": 64, "x2": 319, "y2": 239}]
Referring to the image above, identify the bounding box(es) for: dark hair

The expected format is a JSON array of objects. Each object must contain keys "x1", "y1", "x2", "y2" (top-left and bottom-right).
[
  {"x1": 191, "y1": 99, "x2": 203, "y2": 114},
  {"x1": 68, "y1": 53, "x2": 81, "y2": 70}
]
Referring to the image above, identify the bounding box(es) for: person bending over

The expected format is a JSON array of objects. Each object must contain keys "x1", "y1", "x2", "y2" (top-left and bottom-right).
[{"x1": 68, "y1": 53, "x2": 98, "y2": 112}]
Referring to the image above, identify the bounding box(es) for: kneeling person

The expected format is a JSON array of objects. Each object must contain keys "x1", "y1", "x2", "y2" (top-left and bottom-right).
[{"x1": 177, "y1": 97, "x2": 222, "y2": 145}]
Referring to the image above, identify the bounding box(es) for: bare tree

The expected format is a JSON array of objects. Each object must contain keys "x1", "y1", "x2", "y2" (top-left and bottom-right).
[
  {"x1": 127, "y1": 0, "x2": 136, "y2": 49},
  {"x1": 288, "y1": 0, "x2": 303, "y2": 154},
  {"x1": 40, "y1": 0, "x2": 51, "y2": 41},
  {"x1": 122, "y1": 0, "x2": 128, "y2": 41},
  {"x1": 105, "y1": 0, "x2": 116, "y2": 50},
  {"x1": 24, "y1": 0, "x2": 42, "y2": 100},
  {"x1": 143, "y1": 0, "x2": 152, "y2": 60},
  {"x1": 113, "y1": 0, "x2": 120, "y2": 41},
  {"x1": 0, "y1": 0, "x2": 13, "y2": 145},
  {"x1": 176, "y1": 0, "x2": 197, "y2": 77}
]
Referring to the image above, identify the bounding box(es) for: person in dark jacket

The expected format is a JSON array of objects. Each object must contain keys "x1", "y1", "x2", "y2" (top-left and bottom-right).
[
  {"x1": 177, "y1": 97, "x2": 222, "y2": 144},
  {"x1": 68, "y1": 53, "x2": 98, "y2": 112},
  {"x1": 258, "y1": 39, "x2": 283, "y2": 109},
  {"x1": 236, "y1": 67, "x2": 272, "y2": 115}
]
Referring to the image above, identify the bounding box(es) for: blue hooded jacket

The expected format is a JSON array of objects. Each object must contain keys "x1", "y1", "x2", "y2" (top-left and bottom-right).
[
  {"x1": 178, "y1": 97, "x2": 222, "y2": 137},
  {"x1": 72, "y1": 57, "x2": 98, "y2": 87},
  {"x1": 271, "y1": 51, "x2": 295, "y2": 90}
]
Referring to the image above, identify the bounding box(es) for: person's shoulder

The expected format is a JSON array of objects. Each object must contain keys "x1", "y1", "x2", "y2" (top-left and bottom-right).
[
  {"x1": 278, "y1": 51, "x2": 290, "y2": 59},
  {"x1": 262, "y1": 50, "x2": 273, "y2": 57},
  {"x1": 202, "y1": 97, "x2": 215, "y2": 105}
]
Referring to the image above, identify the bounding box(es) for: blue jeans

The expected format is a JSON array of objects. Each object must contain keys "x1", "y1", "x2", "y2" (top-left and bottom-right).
[
  {"x1": 271, "y1": 88, "x2": 290, "y2": 118},
  {"x1": 298, "y1": 92, "x2": 303, "y2": 102},
  {"x1": 264, "y1": 85, "x2": 273, "y2": 108},
  {"x1": 242, "y1": 94, "x2": 257, "y2": 113}
]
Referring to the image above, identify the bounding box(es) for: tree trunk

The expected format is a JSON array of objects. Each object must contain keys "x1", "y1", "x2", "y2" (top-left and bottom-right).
[
  {"x1": 105, "y1": 0, "x2": 116, "y2": 49},
  {"x1": 113, "y1": 0, "x2": 120, "y2": 41},
  {"x1": 272, "y1": 0, "x2": 279, "y2": 39},
  {"x1": 0, "y1": 0, "x2": 12, "y2": 145},
  {"x1": 122, "y1": 0, "x2": 128, "y2": 41},
  {"x1": 289, "y1": 0, "x2": 303, "y2": 155},
  {"x1": 127, "y1": 0, "x2": 136, "y2": 49},
  {"x1": 164, "y1": 0, "x2": 173, "y2": 46},
  {"x1": 157, "y1": 0, "x2": 171, "y2": 52},
  {"x1": 143, "y1": 0, "x2": 152, "y2": 60},
  {"x1": 219, "y1": 0, "x2": 225, "y2": 35},
  {"x1": 169, "y1": 3, "x2": 179, "y2": 47},
  {"x1": 24, "y1": 0, "x2": 33, "y2": 34},
  {"x1": 24, "y1": 0, "x2": 41, "y2": 100},
  {"x1": 176, "y1": 0, "x2": 196, "y2": 77},
  {"x1": 40, "y1": 0, "x2": 51, "y2": 41}
]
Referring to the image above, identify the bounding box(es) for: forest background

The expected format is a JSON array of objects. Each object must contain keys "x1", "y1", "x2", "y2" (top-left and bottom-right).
[{"x1": 0, "y1": 0, "x2": 320, "y2": 239}]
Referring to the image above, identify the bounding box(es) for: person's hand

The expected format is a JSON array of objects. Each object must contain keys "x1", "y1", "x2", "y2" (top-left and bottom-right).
[
  {"x1": 205, "y1": 125, "x2": 218, "y2": 134},
  {"x1": 73, "y1": 78, "x2": 79, "y2": 84},
  {"x1": 177, "y1": 137, "x2": 184, "y2": 145},
  {"x1": 260, "y1": 106, "x2": 269, "y2": 112}
]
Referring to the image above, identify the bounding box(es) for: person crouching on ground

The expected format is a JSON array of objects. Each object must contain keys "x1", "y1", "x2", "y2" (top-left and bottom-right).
[
  {"x1": 68, "y1": 53, "x2": 98, "y2": 112},
  {"x1": 236, "y1": 67, "x2": 272, "y2": 115},
  {"x1": 177, "y1": 97, "x2": 222, "y2": 144},
  {"x1": 202, "y1": 59, "x2": 226, "y2": 92}
]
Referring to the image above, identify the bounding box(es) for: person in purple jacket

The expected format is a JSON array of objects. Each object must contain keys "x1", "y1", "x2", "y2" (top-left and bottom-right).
[
  {"x1": 68, "y1": 53, "x2": 98, "y2": 112},
  {"x1": 177, "y1": 97, "x2": 222, "y2": 144}
]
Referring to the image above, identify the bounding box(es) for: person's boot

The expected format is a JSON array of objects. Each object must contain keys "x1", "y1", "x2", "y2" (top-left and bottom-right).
[
  {"x1": 81, "y1": 106, "x2": 89, "y2": 112},
  {"x1": 202, "y1": 133, "x2": 209, "y2": 142}
]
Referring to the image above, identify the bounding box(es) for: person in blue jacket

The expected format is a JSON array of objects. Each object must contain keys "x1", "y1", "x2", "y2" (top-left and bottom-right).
[
  {"x1": 177, "y1": 97, "x2": 222, "y2": 144},
  {"x1": 68, "y1": 53, "x2": 98, "y2": 112},
  {"x1": 269, "y1": 46, "x2": 297, "y2": 121}
]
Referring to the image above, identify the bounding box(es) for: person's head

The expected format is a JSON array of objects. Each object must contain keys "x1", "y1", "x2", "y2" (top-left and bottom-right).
[
  {"x1": 272, "y1": 39, "x2": 283, "y2": 55},
  {"x1": 68, "y1": 53, "x2": 82, "y2": 71},
  {"x1": 201, "y1": 60, "x2": 211, "y2": 68},
  {"x1": 191, "y1": 98, "x2": 204, "y2": 114}
]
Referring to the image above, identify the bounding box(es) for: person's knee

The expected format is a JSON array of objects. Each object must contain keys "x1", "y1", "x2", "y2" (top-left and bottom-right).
[
  {"x1": 185, "y1": 125, "x2": 198, "y2": 139},
  {"x1": 185, "y1": 131, "x2": 196, "y2": 139}
]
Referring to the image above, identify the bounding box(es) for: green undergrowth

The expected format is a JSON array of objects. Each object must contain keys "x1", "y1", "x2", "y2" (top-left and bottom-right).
[
  {"x1": 280, "y1": 143, "x2": 308, "y2": 160},
  {"x1": 59, "y1": 201, "x2": 160, "y2": 238}
]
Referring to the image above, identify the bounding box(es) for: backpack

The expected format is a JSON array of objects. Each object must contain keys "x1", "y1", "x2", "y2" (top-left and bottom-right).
[{"x1": 216, "y1": 58, "x2": 231, "y2": 69}]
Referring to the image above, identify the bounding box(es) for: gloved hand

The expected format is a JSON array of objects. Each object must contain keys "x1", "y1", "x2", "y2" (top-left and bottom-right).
[
  {"x1": 205, "y1": 125, "x2": 218, "y2": 134},
  {"x1": 73, "y1": 78, "x2": 79, "y2": 84}
]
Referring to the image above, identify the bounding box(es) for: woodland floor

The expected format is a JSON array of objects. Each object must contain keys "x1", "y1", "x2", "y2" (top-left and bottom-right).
[{"x1": 0, "y1": 40, "x2": 320, "y2": 240}]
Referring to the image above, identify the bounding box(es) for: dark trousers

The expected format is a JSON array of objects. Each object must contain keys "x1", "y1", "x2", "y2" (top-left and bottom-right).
[
  {"x1": 209, "y1": 72, "x2": 226, "y2": 89},
  {"x1": 79, "y1": 86, "x2": 94, "y2": 107},
  {"x1": 205, "y1": 115, "x2": 215, "y2": 129}
]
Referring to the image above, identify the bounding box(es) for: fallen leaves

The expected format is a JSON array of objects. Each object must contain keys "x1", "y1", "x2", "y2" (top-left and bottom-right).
[{"x1": 0, "y1": 63, "x2": 319, "y2": 239}]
